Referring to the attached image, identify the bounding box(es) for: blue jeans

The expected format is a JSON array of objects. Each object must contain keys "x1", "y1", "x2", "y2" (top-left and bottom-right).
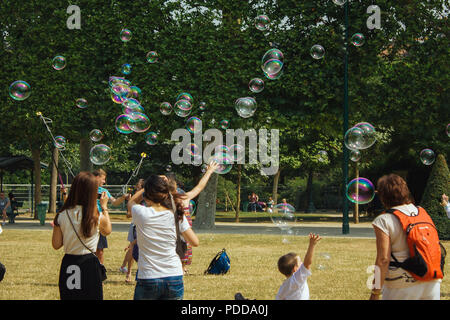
[{"x1": 134, "y1": 276, "x2": 184, "y2": 300}]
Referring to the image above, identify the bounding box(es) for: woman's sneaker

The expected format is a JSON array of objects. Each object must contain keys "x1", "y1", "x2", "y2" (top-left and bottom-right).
[{"x1": 119, "y1": 266, "x2": 128, "y2": 274}]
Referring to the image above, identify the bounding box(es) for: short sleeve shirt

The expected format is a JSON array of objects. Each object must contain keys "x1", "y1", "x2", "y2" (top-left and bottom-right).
[
  {"x1": 275, "y1": 264, "x2": 312, "y2": 300},
  {"x1": 57, "y1": 206, "x2": 100, "y2": 255},
  {"x1": 372, "y1": 203, "x2": 441, "y2": 288},
  {"x1": 97, "y1": 187, "x2": 112, "y2": 213},
  {"x1": 131, "y1": 204, "x2": 191, "y2": 279},
  {"x1": 0, "y1": 198, "x2": 9, "y2": 211}
]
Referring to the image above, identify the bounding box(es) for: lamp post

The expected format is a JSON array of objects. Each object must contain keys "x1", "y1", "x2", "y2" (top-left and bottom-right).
[{"x1": 342, "y1": 1, "x2": 350, "y2": 234}]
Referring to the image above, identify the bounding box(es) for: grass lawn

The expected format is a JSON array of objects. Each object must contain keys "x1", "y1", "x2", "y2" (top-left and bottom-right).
[{"x1": 0, "y1": 228, "x2": 449, "y2": 300}]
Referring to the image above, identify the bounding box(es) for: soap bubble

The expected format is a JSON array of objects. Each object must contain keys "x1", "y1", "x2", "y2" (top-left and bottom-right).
[
  {"x1": 186, "y1": 116, "x2": 202, "y2": 134},
  {"x1": 351, "y1": 33, "x2": 365, "y2": 47},
  {"x1": 145, "y1": 131, "x2": 158, "y2": 145},
  {"x1": 160, "y1": 102, "x2": 172, "y2": 115},
  {"x1": 262, "y1": 59, "x2": 283, "y2": 76},
  {"x1": 127, "y1": 112, "x2": 151, "y2": 133},
  {"x1": 54, "y1": 136, "x2": 67, "y2": 149},
  {"x1": 219, "y1": 119, "x2": 230, "y2": 130},
  {"x1": 249, "y1": 78, "x2": 265, "y2": 93},
  {"x1": 310, "y1": 44, "x2": 325, "y2": 59},
  {"x1": 76, "y1": 98, "x2": 88, "y2": 109},
  {"x1": 9, "y1": 80, "x2": 31, "y2": 101},
  {"x1": 174, "y1": 99, "x2": 192, "y2": 117},
  {"x1": 90, "y1": 144, "x2": 112, "y2": 165},
  {"x1": 185, "y1": 143, "x2": 201, "y2": 157},
  {"x1": 318, "y1": 150, "x2": 328, "y2": 162},
  {"x1": 122, "y1": 98, "x2": 143, "y2": 114},
  {"x1": 115, "y1": 114, "x2": 133, "y2": 134},
  {"x1": 52, "y1": 55, "x2": 66, "y2": 70},
  {"x1": 229, "y1": 144, "x2": 245, "y2": 162},
  {"x1": 111, "y1": 94, "x2": 126, "y2": 104},
  {"x1": 333, "y1": 0, "x2": 347, "y2": 5},
  {"x1": 255, "y1": 15, "x2": 270, "y2": 31},
  {"x1": 111, "y1": 83, "x2": 131, "y2": 97},
  {"x1": 199, "y1": 101, "x2": 207, "y2": 111},
  {"x1": 420, "y1": 148, "x2": 435, "y2": 165},
  {"x1": 120, "y1": 29, "x2": 132, "y2": 42},
  {"x1": 127, "y1": 86, "x2": 141, "y2": 99},
  {"x1": 176, "y1": 92, "x2": 193, "y2": 103},
  {"x1": 262, "y1": 48, "x2": 284, "y2": 64},
  {"x1": 350, "y1": 149, "x2": 361, "y2": 162},
  {"x1": 146, "y1": 51, "x2": 159, "y2": 63},
  {"x1": 166, "y1": 165, "x2": 172, "y2": 172},
  {"x1": 354, "y1": 122, "x2": 377, "y2": 149},
  {"x1": 346, "y1": 177, "x2": 375, "y2": 204},
  {"x1": 344, "y1": 126, "x2": 365, "y2": 150},
  {"x1": 89, "y1": 129, "x2": 104, "y2": 142},
  {"x1": 189, "y1": 200, "x2": 196, "y2": 214},
  {"x1": 271, "y1": 203, "x2": 296, "y2": 231},
  {"x1": 209, "y1": 152, "x2": 233, "y2": 174},
  {"x1": 261, "y1": 49, "x2": 284, "y2": 80},
  {"x1": 121, "y1": 63, "x2": 132, "y2": 75},
  {"x1": 235, "y1": 97, "x2": 257, "y2": 118}
]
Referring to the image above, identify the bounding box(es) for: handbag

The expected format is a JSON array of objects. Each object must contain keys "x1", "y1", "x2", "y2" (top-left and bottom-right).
[
  {"x1": 169, "y1": 194, "x2": 188, "y2": 260},
  {"x1": 65, "y1": 210, "x2": 107, "y2": 282}
]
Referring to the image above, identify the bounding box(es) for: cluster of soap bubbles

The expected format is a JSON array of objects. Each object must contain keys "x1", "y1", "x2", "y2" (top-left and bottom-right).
[
  {"x1": 344, "y1": 122, "x2": 377, "y2": 204},
  {"x1": 344, "y1": 122, "x2": 377, "y2": 152}
]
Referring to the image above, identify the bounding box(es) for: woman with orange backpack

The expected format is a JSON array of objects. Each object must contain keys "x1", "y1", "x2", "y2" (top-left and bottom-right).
[{"x1": 369, "y1": 174, "x2": 446, "y2": 300}]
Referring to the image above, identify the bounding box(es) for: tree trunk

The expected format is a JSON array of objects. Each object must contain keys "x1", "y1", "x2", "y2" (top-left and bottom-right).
[
  {"x1": 272, "y1": 167, "x2": 281, "y2": 204},
  {"x1": 305, "y1": 168, "x2": 316, "y2": 213},
  {"x1": 31, "y1": 148, "x2": 42, "y2": 219},
  {"x1": 79, "y1": 137, "x2": 93, "y2": 172},
  {"x1": 235, "y1": 164, "x2": 241, "y2": 222},
  {"x1": 49, "y1": 147, "x2": 59, "y2": 213},
  {"x1": 192, "y1": 173, "x2": 218, "y2": 230}
]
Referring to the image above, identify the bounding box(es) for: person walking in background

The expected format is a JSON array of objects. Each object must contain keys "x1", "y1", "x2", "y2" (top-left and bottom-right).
[
  {"x1": 51, "y1": 172, "x2": 112, "y2": 300},
  {"x1": 120, "y1": 178, "x2": 145, "y2": 283},
  {"x1": 441, "y1": 194, "x2": 450, "y2": 218},
  {"x1": 128, "y1": 175, "x2": 200, "y2": 300},
  {"x1": 370, "y1": 174, "x2": 444, "y2": 300},
  {"x1": 166, "y1": 162, "x2": 219, "y2": 275},
  {"x1": 0, "y1": 192, "x2": 11, "y2": 226},
  {"x1": 92, "y1": 169, "x2": 130, "y2": 265},
  {"x1": 276, "y1": 233, "x2": 321, "y2": 300}
]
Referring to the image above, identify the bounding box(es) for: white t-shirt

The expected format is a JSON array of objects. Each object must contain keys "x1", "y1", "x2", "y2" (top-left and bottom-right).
[
  {"x1": 372, "y1": 203, "x2": 441, "y2": 289},
  {"x1": 275, "y1": 263, "x2": 312, "y2": 300},
  {"x1": 57, "y1": 205, "x2": 100, "y2": 255},
  {"x1": 131, "y1": 204, "x2": 191, "y2": 279}
]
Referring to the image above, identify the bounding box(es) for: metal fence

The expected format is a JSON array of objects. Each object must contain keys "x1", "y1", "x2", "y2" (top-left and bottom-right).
[{"x1": 2, "y1": 184, "x2": 130, "y2": 213}]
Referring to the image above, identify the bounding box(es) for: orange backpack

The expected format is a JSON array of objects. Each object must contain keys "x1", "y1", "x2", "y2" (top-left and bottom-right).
[{"x1": 387, "y1": 206, "x2": 446, "y2": 281}]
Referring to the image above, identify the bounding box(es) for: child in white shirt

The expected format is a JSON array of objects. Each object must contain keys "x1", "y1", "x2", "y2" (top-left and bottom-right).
[{"x1": 275, "y1": 233, "x2": 321, "y2": 300}]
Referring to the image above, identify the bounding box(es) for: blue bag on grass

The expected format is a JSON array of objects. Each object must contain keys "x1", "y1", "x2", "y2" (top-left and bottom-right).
[{"x1": 204, "y1": 248, "x2": 230, "y2": 275}]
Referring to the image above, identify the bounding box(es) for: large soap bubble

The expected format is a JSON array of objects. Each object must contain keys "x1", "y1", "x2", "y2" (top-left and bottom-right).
[
  {"x1": 9, "y1": 80, "x2": 31, "y2": 101},
  {"x1": 420, "y1": 148, "x2": 435, "y2": 165},
  {"x1": 90, "y1": 144, "x2": 112, "y2": 165},
  {"x1": 346, "y1": 178, "x2": 375, "y2": 204},
  {"x1": 255, "y1": 15, "x2": 270, "y2": 31},
  {"x1": 235, "y1": 97, "x2": 257, "y2": 118},
  {"x1": 271, "y1": 203, "x2": 296, "y2": 231},
  {"x1": 310, "y1": 44, "x2": 325, "y2": 59},
  {"x1": 52, "y1": 55, "x2": 66, "y2": 70}
]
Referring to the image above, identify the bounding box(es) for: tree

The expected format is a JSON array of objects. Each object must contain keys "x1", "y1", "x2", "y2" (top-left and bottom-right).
[{"x1": 420, "y1": 154, "x2": 450, "y2": 240}]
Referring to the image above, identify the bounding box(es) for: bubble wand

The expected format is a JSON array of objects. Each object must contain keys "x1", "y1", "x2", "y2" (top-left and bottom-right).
[
  {"x1": 36, "y1": 112, "x2": 75, "y2": 178},
  {"x1": 115, "y1": 152, "x2": 147, "y2": 197}
]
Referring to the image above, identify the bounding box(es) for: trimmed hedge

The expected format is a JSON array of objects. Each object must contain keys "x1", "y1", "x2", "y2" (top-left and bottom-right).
[{"x1": 420, "y1": 154, "x2": 450, "y2": 240}]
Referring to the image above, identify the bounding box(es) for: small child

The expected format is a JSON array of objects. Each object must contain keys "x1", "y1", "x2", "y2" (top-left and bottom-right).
[
  {"x1": 441, "y1": 194, "x2": 450, "y2": 219},
  {"x1": 275, "y1": 233, "x2": 321, "y2": 300}
]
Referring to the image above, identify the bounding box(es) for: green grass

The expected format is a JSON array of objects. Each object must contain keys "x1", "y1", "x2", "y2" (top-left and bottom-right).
[{"x1": 0, "y1": 229, "x2": 449, "y2": 300}]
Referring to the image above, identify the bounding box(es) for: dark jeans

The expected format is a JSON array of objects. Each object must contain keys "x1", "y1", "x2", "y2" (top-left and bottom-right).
[{"x1": 134, "y1": 276, "x2": 184, "y2": 300}]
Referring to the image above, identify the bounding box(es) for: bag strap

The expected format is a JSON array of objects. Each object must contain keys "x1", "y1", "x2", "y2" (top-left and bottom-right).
[{"x1": 65, "y1": 210, "x2": 97, "y2": 257}]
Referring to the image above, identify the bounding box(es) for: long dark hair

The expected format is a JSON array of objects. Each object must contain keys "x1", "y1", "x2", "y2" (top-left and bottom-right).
[
  {"x1": 54, "y1": 171, "x2": 100, "y2": 238},
  {"x1": 143, "y1": 175, "x2": 185, "y2": 221}
]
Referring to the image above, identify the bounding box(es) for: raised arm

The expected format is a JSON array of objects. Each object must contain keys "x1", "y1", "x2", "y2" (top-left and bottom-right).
[
  {"x1": 127, "y1": 188, "x2": 145, "y2": 213},
  {"x1": 184, "y1": 162, "x2": 219, "y2": 200},
  {"x1": 303, "y1": 233, "x2": 321, "y2": 270}
]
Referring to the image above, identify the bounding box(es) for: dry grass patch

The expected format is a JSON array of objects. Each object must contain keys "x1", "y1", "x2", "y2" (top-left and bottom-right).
[{"x1": 0, "y1": 230, "x2": 449, "y2": 300}]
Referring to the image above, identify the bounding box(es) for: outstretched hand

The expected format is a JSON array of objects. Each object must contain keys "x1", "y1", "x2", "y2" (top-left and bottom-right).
[
  {"x1": 308, "y1": 233, "x2": 321, "y2": 246},
  {"x1": 206, "y1": 161, "x2": 220, "y2": 173}
]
